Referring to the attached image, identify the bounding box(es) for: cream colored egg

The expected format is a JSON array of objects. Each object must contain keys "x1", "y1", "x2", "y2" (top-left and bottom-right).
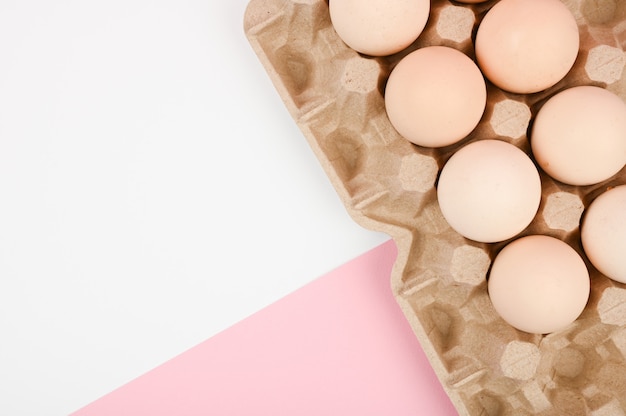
[
  {"x1": 475, "y1": 0, "x2": 579, "y2": 93},
  {"x1": 488, "y1": 235, "x2": 590, "y2": 334},
  {"x1": 581, "y1": 185, "x2": 626, "y2": 284},
  {"x1": 531, "y1": 86, "x2": 626, "y2": 186},
  {"x1": 329, "y1": 0, "x2": 430, "y2": 56},
  {"x1": 437, "y1": 140, "x2": 541, "y2": 243},
  {"x1": 385, "y1": 46, "x2": 486, "y2": 148}
]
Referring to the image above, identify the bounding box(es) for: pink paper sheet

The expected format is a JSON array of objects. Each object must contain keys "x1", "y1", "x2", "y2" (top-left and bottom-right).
[{"x1": 72, "y1": 240, "x2": 457, "y2": 415}]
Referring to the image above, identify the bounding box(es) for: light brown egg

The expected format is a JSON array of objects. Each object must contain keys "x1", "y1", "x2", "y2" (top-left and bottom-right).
[
  {"x1": 475, "y1": 0, "x2": 579, "y2": 93},
  {"x1": 329, "y1": 0, "x2": 430, "y2": 56},
  {"x1": 581, "y1": 185, "x2": 626, "y2": 284},
  {"x1": 531, "y1": 86, "x2": 626, "y2": 186},
  {"x1": 385, "y1": 46, "x2": 486, "y2": 148},
  {"x1": 488, "y1": 235, "x2": 590, "y2": 334},
  {"x1": 437, "y1": 140, "x2": 541, "y2": 243}
]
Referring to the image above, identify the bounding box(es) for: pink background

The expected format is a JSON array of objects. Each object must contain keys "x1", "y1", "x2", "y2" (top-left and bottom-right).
[{"x1": 72, "y1": 241, "x2": 458, "y2": 415}]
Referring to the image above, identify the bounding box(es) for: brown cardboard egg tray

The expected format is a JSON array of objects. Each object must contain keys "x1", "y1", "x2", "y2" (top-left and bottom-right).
[{"x1": 244, "y1": 0, "x2": 626, "y2": 414}]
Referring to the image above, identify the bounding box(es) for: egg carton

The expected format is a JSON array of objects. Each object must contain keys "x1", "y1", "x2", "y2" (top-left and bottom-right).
[{"x1": 243, "y1": 0, "x2": 626, "y2": 414}]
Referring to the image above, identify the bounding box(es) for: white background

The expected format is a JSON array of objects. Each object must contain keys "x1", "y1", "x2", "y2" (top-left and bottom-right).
[{"x1": 0, "y1": 1, "x2": 388, "y2": 414}]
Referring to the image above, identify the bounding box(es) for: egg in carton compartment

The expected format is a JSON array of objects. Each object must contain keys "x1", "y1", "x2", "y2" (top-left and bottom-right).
[{"x1": 244, "y1": 0, "x2": 626, "y2": 414}]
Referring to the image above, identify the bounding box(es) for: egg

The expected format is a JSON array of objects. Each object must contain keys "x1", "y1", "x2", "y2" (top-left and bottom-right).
[
  {"x1": 581, "y1": 185, "x2": 626, "y2": 284},
  {"x1": 475, "y1": 0, "x2": 579, "y2": 93},
  {"x1": 488, "y1": 235, "x2": 590, "y2": 334},
  {"x1": 384, "y1": 46, "x2": 486, "y2": 148},
  {"x1": 437, "y1": 140, "x2": 541, "y2": 243},
  {"x1": 531, "y1": 86, "x2": 626, "y2": 186},
  {"x1": 329, "y1": 0, "x2": 430, "y2": 56}
]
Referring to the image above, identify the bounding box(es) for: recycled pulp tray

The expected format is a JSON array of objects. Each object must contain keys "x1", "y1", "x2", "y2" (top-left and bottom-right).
[{"x1": 244, "y1": 0, "x2": 626, "y2": 414}]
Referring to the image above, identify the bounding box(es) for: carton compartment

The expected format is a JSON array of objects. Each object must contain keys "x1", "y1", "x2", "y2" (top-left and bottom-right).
[{"x1": 244, "y1": 0, "x2": 626, "y2": 414}]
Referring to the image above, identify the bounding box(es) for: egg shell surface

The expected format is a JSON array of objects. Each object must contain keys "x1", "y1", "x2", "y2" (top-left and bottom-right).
[
  {"x1": 531, "y1": 86, "x2": 626, "y2": 186},
  {"x1": 437, "y1": 139, "x2": 541, "y2": 243},
  {"x1": 385, "y1": 46, "x2": 486, "y2": 148},
  {"x1": 475, "y1": 0, "x2": 579, "y2": 93},
  {"x1": 329, "y1": 0, "x2": 430, "y2": 56},
  {"x1": 488, "y1": 235, "x2": 590, "y2": 334},
  {"x1": 581, "y1": 185, "x2": 626, "y2": 284}
]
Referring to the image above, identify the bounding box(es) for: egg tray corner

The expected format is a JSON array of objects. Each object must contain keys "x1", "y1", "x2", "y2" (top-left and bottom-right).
[{"x1": 244, "y1": 0, "x2": 626, "y2": 414}]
